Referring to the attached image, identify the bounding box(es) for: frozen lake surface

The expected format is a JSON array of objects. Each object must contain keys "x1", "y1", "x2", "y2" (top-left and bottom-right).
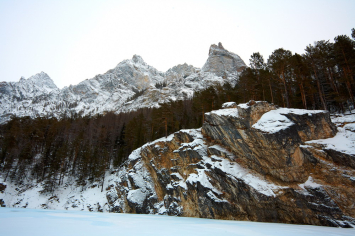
[{"x1": 0, "y1": 207, "x2": 354, "y2": 236}]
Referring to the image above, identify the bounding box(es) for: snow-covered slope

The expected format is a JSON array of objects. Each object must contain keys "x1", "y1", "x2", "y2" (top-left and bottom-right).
[{"x1": 0, "y1": 43, "x2": 245, "y2": 123}]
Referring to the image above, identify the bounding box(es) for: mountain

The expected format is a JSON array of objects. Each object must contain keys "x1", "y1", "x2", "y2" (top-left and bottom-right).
[
  {"x1": 1, "y1": 101, "x2": 354, "y2": 227},
  {"x1": 0, "y1": 43, "x2": 246, "y2": 124},
  {"x1": 1, "y1": 43, "x2": 355, "y2": 228},
  {"x1": 0, "y1": 72, "x2": 59, "y2": 121}
]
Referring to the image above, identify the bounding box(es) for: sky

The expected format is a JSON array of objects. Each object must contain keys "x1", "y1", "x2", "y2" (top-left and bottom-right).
[{"x1": 0, "y1": 0, "x2": 354, "y2": 89}]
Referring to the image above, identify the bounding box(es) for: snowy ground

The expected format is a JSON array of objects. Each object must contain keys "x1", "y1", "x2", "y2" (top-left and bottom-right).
[{"x1": 0, "y1": 208, "x2": 354, "y2": 236}]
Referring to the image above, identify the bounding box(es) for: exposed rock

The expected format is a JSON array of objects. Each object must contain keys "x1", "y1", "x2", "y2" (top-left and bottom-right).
[
  {"x1": 0, "y1": 183, "x2": 6, "y2": 193},
  {"x1": 0, "y1": 199, "x2": 5, "y2": 207},
  {"x1": 166, "y1": 63, "x2": 197, "y2": 80},
  {"x1": 202, "y1": 42, "x2": 247, "y2": 76},
  {"x1": 105, "y1": 101, "x2": 355, "y2": 227},
  {"x1": 202, "y1": 101, "x2": 337, "y2": 182}
]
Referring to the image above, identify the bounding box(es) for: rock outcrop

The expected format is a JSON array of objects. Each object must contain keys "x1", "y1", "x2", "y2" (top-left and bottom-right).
[
  {"x1": 202, "y1": 42, "x2": 247, "y2": 76},
  {"x1": 106, "y1": 101, "x2": 355, "y2": 227},
  {"x1": 202, "y1": 101, "x2": 337, "y2": 182}
]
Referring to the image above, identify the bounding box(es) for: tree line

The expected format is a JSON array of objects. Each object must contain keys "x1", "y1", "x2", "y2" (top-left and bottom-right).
[
  {"x1": 0, "y1": 87, "x2": 233, "y2": 192},
  {"x1": 236, "y1": 29, "x2": 355, "y2": 112}
]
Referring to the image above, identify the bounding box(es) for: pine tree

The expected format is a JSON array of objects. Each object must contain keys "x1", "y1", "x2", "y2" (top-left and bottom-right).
[
  {"x1": 304, "y1": 43, "x2": 328, "y2": 110},
  {"x1": 334, "y1": 35, "x2": 355, "y2": 108},
  {"x1": 268, "y1": 48, "x2": 293, "y2": 107}
]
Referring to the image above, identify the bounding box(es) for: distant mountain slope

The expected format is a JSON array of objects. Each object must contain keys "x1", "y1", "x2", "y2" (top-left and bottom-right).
[{"x1": 0, "y1": 43, "x2": 246, "y2": 123}]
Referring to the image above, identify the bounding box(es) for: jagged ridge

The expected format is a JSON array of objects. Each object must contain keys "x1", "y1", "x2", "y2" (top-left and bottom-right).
[{"x1": 0, "y1": 43, "x2": 246, "y2": 123}]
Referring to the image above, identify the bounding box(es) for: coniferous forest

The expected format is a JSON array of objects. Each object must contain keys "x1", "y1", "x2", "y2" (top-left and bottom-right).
[
  {"x1": 0, "y1": 29, "x2": 354, "y2": 192},
  {"x1": 238, "y1": 29, "x2": 355, "y2": 112}
]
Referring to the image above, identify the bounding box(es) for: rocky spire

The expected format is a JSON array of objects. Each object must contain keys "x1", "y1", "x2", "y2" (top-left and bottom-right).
[
  {"x1": 203, "y1": 42, "x2": 247, "y2": 76},
  {"x1": 132, "y1": 54, "x2": 147, "y2": 65},
  {"x1": 218, "y1": 42, "x2": 224, "y2": 49}
]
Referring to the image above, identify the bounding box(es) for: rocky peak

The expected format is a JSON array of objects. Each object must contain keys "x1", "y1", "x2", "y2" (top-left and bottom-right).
[
  {"x1": 27, "y1": 71, "x2": 58, "y2": 90},
  {"x1": 2, "y1": 72, "x2": 58, "y2": 95},
  {"x1": 0, "y1": 81, "x2": 7, "y2": 88},
  {"x1": 165, "y1": 63, "x2": 197, "y2": 83},
  {"x1": 218, "y1": 42, "x2": 224, "y2": 49},
  {"x1": 132, "y1": 54, "x2": 147, "y2": 65},
  {"x1": 208, "y1": 42, "x2": 226, "y2": 56},
  {"x1": 203, "y1": 42, "x2": 247, "y2": 76}
]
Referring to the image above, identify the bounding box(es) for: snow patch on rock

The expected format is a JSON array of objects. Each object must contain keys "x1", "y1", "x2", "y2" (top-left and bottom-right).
[
  {"x1": 306, "y1": 127, "x2": 355, "y2": 155},
  {"x1": 253, "y1": 108, "x2": 327, "y2": 133},
  {"x1": 207, "y1": 108, "x2": 239, "y2": 118},
  {"x1": 299, "y1": 176, "x2": 322, "y2": 190}
]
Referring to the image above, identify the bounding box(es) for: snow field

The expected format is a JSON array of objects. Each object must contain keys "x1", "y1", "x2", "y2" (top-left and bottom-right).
[{"x1": 0, "y1": 208, "x2": 354, "y2": 236}]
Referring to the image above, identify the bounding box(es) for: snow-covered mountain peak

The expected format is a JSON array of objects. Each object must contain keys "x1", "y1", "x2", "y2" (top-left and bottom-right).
[
  {"x1": 26, "y1": 71, "x2": 58, "y2": 91},
  {"x1": 111, "y1": 55, "x2": 164, "y2": 90},
  {"x1": 114, "y1": 54, "x2": 150, "y2": 72},
  {"x1": 0, "y1": 44, "x2": 247, "y2": 123},
  {"x1": 166, "y1": 63, "x2": 197, "y2": 78},
  {"x1": 166, "y1": 63, "x2": 197, "y2": 75},
  {"x1": 2, "y1": 71, "x2": 58, "y2": 95},
  {"x1": 0, "y1": 72, "x2": 60, "y2": 122}
]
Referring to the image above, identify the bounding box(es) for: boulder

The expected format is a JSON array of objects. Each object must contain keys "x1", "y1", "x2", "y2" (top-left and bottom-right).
[{"x1": 202, "y1": 101, "x2": 337, "y2": 182}]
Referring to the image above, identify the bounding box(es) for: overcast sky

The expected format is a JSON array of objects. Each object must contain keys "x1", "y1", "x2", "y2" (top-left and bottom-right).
[{"x1": 1, "y1": 0, "x2": 354, "y2": 88}]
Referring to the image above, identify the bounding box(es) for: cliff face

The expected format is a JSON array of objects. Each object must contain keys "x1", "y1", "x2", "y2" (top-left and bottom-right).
[
  {"x1": 107, "y1": 101, "x2": 355, "y2": 227},
  {"x1": 202, "y1": 101, "x2": 337, "y2": 182}
]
